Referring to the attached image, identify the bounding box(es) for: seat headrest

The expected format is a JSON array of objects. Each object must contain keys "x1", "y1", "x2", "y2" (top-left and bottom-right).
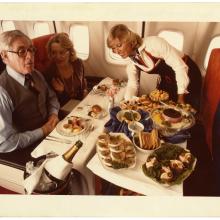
[{"x1": 32, "y1": 34, "x2": 55, "y2": 73}]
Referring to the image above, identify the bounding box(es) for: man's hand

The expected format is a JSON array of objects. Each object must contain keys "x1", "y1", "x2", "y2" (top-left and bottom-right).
[
  {"x1": 48, "y1": 113, "x2": 59, "y2": 127},
  {"x1": 41, "y1": 122, "x2": 54, "y2": 136},
  {"x1": 41, "y1": 114, "x2": 59, "y2": 136}
]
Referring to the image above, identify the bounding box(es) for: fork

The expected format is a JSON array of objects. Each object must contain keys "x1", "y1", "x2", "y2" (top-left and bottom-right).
[
  {"x1": 45, "y1": 135, "x2": 73, "y2": 144},
  {"x1": 84, "y1": 124, "x2": 95, "y2": 138}
]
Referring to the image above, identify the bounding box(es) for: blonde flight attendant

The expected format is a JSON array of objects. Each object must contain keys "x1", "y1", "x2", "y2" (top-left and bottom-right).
[{"x1": 107, "y1": 24, "x2": 202, "y2": 111}]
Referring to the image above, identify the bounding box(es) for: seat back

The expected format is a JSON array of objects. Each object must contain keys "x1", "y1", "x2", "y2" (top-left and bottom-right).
[
  {"x1": 32, "y1": 34, "x2": 55, "y2": 73},
  {"x1": 0, "y1": 57, "x2": 6, "y2": 74},
  {"x1": 202, "y1": 48, "x2": 220, "y2": 155}
]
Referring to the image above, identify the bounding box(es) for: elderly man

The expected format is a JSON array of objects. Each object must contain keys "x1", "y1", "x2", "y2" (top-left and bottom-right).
[{"x1": 0, "y1": 30, "x2": 60, "y2": 154}]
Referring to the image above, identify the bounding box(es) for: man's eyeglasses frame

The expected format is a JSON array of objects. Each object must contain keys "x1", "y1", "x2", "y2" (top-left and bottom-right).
[{"x1": 7, "y1": 46, "x2": 37, "y2": 57}]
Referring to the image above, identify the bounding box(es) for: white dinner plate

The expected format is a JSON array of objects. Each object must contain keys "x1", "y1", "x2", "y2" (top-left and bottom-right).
[{"x1": 56, "y1": 116, "x2": 88, "y2": 137}]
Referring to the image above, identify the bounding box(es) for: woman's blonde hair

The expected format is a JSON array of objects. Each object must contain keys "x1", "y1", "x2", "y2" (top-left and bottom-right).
[
  {"x1": 47, "y1": 32, "x2": 77, "y2": 62},
  {"x1": 107, "y1": 24, "x2": 142, "y2": 50}
]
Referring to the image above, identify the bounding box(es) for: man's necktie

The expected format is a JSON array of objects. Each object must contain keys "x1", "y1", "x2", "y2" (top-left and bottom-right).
[{"x1": 24, "y1": 74, "x2": 33, "y2": 89}]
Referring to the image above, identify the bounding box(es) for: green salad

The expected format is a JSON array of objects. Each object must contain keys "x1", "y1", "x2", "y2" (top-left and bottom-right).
[{"x1": 142, "y1": 143, "x2": 196, "y2": 186}]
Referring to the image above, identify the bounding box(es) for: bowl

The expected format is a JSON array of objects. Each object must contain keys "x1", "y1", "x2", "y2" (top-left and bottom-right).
[
  {"x1": 150, "y1": 107, "x2": 195, "y2": 137},
  {"x1": 128, "y1": 121, "x2": 144, "y2": 136},
  {"x1": 132, "y1": 130, "x2": 160, "y2": 153}
]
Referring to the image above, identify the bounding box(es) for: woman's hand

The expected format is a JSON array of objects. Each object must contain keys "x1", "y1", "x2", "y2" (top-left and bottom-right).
[
  {"x1": 51, "y1": 77, "x2": 64, "y2": 93},
  {"x1": 177, "y1": 94, "x2": 185, "y2": 104}
]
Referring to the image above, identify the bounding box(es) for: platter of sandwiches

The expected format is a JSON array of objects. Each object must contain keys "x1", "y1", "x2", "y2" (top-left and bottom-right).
[
  {"x1": 120, "y1": 95, "x2": 161, "y2": 112},
  {"x1": 96, "y1": 133, "x2": 136, "y2": 169},
  {"x1": 142, "y1": 143, "x2": 197, "y2": 186}
]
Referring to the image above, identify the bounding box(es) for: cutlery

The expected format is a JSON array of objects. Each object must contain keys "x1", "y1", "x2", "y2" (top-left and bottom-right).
[
  {"x1": 45, "y1": 136, "x2": 72, "y2": 144},
  {"x1": 84, "y1": 124, "x2": 95, "y2": 138}
]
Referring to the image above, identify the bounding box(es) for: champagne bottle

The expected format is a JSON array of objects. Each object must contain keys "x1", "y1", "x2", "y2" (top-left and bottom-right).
[
  {"x1": 36, "y1": 140, "x2": 83, "y2": 193},
  {"x1": 62, "y1": 140, "x2": 83, "y2": 162}
]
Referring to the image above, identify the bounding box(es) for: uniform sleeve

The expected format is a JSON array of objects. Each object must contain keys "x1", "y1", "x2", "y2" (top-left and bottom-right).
[
  {"x1": 148, "y1": 37, "x2": 189, "y2": 94},
  {"x1": 124, "y1": 62, "x2": 140, "y2": 100},
  {"x1": 0, "y1": 87, "x2": 44, "y2": 152}
]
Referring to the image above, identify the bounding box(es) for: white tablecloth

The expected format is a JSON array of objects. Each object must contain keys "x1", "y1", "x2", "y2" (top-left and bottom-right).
[
  {"x1": 87, "y1": 142, "x2": 186, "y2": 196},
  {"x1": 31, "y1": 77, "x2": 126, "y2": 194}
]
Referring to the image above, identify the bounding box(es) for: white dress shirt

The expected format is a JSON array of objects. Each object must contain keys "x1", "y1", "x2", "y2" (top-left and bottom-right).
[
  {"x1": 125, "y1": 36, "x2": 189, "y2": 100},
  {"x1": 0, "y1": 66, "x2": 59, "y2": 152}
]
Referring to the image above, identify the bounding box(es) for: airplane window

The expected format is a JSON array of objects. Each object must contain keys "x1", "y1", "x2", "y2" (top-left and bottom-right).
[
  {"x1": 204, "y1": 36, "x2": 220, "y2": 69},
  {"x1": 1, "y1": 21, "x2": 15, "y2": 32},
  {"x1": 158, "y1": 30, "x2": 184, "y2": 51},
  {"x1": 70, "y1": 25, "x2": 89, "y2": 60},
  {"x1": 33, "y1": 22, "x2": 50, "y2": 38}
]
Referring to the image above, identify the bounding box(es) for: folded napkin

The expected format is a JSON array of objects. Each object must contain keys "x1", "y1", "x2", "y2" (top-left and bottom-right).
[
  {"x1": 161, "y1": 131, "x2": 191, "y2": 144},
  {"x1": 23, "y1": 159, "x2": 48, "y2": 195},
  {"x1": 104, "y1": 106, "x2": 153, "y2": 140}
]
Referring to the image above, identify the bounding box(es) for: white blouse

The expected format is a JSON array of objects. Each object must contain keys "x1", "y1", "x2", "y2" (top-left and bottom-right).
[{"x1": 124, "y1": 36, "x2": 189, "y2": 100}]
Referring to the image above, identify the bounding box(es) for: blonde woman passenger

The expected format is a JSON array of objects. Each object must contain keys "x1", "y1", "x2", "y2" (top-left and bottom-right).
[
  {"x1": 45, "y1": 33, "x2": 88, "y2": 107},
  {"x1": 107, "y1": 24, "x2": 202, "y2": 111}
]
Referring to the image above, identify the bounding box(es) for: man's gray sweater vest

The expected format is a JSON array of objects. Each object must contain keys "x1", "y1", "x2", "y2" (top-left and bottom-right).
[{"x1": 0, "y1": 70, "x2": 48, "y2": 131}]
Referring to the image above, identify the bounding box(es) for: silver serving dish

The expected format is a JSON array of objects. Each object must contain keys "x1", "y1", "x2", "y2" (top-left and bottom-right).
[{"x1": 150, "y1": 106, "x2": 195, "y2": 137}]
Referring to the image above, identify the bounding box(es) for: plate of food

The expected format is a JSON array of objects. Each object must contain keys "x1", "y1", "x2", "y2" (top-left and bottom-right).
[
  {"x1": 151, "y1": 106, "x2": 195, "y2": 137},
  {"x1": 92, "y1": 84, "x2": 109, "y2": 95},
  {"x1": 149, "y1": 89, "x2": 169, "y2": 102},
  {"x1": 142, "y1": 143, "x2": 197, "y2": 186},
  {"x1": 166, "y1": 100, "x2": 197, "y2": 115},
  {"x1": 96, "y1": 133, "x2": 136, "y2": 169},
  {"x1": 133, "y1": 129, "x2": 160, "y2": 153},
  {"x1": 88, "y1": 104, "x2": 107, "y2": 119},
  {"x1": 119, "y1": 95, "x2": 160, "y2": 112},
  {"x1": 116, "y1": 110, "x2": 141, "y2": 123},
  {"x1": 112, "y1": 78, "x2": 126, "y2": 87},
  {"x1": 56, "y1": 116, "x2": 88, "y2": 137}
]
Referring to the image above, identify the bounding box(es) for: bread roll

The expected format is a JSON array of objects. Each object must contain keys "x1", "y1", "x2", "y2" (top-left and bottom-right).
[{"x1": 92, "y1": 104, "x2": 102, "y2": 113}]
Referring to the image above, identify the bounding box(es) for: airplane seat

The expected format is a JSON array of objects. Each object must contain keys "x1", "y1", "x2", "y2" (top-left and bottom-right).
[
  {"x1": 0, "y1": 56, "x2": 6, "y2": 74},
  {"x1": 32, "y1": 33, "x2": 55, "y2": 74},
  {"x1": 201, "y1": 48, "x2": 220, "y2": 195},
  {"x1": 202, "y1": 48, "x2": 220, "y2": 155}
]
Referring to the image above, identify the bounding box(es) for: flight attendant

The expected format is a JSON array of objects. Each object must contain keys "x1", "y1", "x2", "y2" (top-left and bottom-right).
[{"x1": 107, "y1": 24, "x2": 202, "y2": 111}]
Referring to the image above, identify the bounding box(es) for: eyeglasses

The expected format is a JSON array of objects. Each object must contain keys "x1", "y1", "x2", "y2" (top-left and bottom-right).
[{"x1": 7, "y1": 46, "x2": 37, "y2": 57}]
